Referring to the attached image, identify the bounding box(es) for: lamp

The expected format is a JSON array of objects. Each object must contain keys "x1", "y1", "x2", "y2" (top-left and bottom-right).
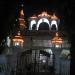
[
  {"x1": 52, "y1": 33, "x2": 63, "y2": 48},
  {"x1": 12, "y1": 31, "x2": 24, "y2": 47}
]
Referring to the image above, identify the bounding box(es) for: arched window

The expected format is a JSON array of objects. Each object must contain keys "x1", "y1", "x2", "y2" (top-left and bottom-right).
[
  {"x1": 51, "y1": 20, "x2": 58, "y2": 31},
  {"x1": 36, "y1": 18, "x2": 50, "y2": 30},
  {"x1": 29, "y1": 20, "x2": 36, "y2": 30},
  {"x1": 38, "y1": 22, "x2": 50, "y2": 30}
]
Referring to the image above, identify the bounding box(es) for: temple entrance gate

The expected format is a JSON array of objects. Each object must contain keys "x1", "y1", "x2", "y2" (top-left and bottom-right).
[{"x1": 16, "y1": 49, "x2": 55, "y2": 75}]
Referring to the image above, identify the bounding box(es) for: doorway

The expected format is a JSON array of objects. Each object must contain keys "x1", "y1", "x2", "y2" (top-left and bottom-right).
[{"x1": 16, "y1": 49, "x2": 55, "y2": 75}]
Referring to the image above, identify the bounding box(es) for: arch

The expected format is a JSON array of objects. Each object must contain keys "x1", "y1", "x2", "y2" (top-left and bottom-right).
[
  {"x1": 17, "y1": 49, "x2": 55, "y2": 73},
  {"x1": 32, "y1": 24, "x2": 36, "y2": 30},
  {"x1": 51, "y1": 20, "x2": 58, "y2": 30},
  {"x1": 38, "y1": 22, "x2": 50, "y2": 30},
  {"x1": 29, "y1": 20, "x2": 36, "y2": 30},
  {"x1": 36, "y1": 18, "x2": 50, "y2": 30},
  {"x1": 40, "y1": 49, "x2": 54, "y2": 68}
]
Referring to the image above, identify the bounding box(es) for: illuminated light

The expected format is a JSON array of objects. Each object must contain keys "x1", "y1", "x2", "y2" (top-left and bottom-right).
[
  {"x1": 15, "y1": 42, "x2": 19, "y2": 46},
  {"x1": 12, "y1": 31, "x2": 24, "y2": 47},
  {"x1": 36, "y1": 18, "x2": 50, "y2": 30},
  {"x1": 7, "y1": 36, "x2": 11, "y2": 47},
  {"x1": 17, "y1": 31, "x2": 20, "y2": 35},
  {"x1": 51, "y1": 13, "x2": 58, "y2": 20},
  {"x1": 52, "y1": 33, "x2": 63, "y2": 45},
  {"x1": 19, "y1": 19, "x2": 25, "y2": 26},
  {"x1": 19, "y1": 18, "x2": 24, "y2": 20},
  {"x1": 42, "y1": 60, "x2": 46, "y2": 63},
  {"x1": 51, "y1": 20, "x2": 58, "y2": 30},
  {"x1": 55, "y1": 44, "x2": 60, "y2": 48},
  {"x1": 12, "y1": 39, "x2": 24, "y2": 43},
  {"x1": 29, "y1": 12, "x2": 59, "y2": 30},
  {"x1": 20, "y1": 24, "x2": 25, "y2": 26},
  {"x1": 20, "y1": 9, "x2": 24, "y2": 15},
  {"x1": 30, "y1": 15, "x2": 37, "y2": 19},
  {"x1": 29, "y1": 20, "x2": 36, "y2": 30},
  {"x1": 38, "y1": 11, "x2": 51, "y2": 17}
]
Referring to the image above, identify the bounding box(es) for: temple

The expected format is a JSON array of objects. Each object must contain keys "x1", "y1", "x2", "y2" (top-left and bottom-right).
[{"x1": 0, "y1": 2, "x2": 71, "y2": 75}]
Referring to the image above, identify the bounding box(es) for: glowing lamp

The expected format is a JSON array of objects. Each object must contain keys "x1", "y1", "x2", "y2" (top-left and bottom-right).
[
  {"x1": 20, "y1": 9, "x2": 24, "y2": 16},
  {"x1": 12, "y1": 31, "x2": 24, "y2": 47},
  {"x1": 52, "y1": 33, "x2": 63, "y2": 45},
  {"x1": 38, "y1": 11, "x2": 50, "y2": 17}
]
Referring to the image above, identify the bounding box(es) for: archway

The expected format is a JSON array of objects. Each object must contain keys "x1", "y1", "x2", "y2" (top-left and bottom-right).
[
  {"x1": 51, "y1": 24, "x2": 57, "y2": 31},
  {"x1": 51, "y1": 20, "x2": 58, "y2": 31},
  {"x1": 32, "y1": 24, "x2": 36, "y2": 30},
  {"x1": 36, "y1": 18, "x2": 50, "y2": 30},
  {"x1": 16, "y1": 49, "x2": 55, "y2": 75},
  {"x1": 38, "y1": 22, "x2": 49, "y2": 30},
  {"x1": 29, "y1": 20, "x2": 36, "y2": 30}
]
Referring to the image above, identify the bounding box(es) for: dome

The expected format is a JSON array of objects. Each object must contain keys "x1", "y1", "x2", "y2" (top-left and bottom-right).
[
  {"x1": 52, "y1": 33, "x2": 63, "y2": 44},
  {"x1": 12, "y1": 31, "x2": 24, "y2": 47}
]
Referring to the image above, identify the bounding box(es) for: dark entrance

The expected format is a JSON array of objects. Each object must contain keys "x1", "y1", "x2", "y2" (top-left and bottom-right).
[
  {"x1": 38, "y1": 22, "x2": 49, "y2": 30},
  {"x1": 16, "y1": 50, "x2": 55, "y2": 75}
]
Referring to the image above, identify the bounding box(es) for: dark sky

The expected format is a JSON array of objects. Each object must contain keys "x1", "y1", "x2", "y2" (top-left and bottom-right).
[{"x1": 0, "y1": 0, "x2": 74, "y2": 40}]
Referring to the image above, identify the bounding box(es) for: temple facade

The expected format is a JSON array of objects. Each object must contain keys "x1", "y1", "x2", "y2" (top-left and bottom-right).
[{"x1": 0, "y1": 3, "x2": 70, "y2": 75}]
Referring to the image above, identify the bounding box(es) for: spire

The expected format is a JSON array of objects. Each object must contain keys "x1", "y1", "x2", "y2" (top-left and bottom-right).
[
  {"x1": 12, "y1": 0, "x2": 25, "y2": 47},
  {"x1": 18, "y1": 3, "x2": 26, "y2": 30}
]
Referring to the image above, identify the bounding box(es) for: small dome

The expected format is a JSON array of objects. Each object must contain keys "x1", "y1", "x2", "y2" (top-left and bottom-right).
[
  {"x1": 12, "y1": 31, "x2": 24, "y2": 47},
  {"x1": 52, "y1": 33, "x2": 63, "y2": 44}
]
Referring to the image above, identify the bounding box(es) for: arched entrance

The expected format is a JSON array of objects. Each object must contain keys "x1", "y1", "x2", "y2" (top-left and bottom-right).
[
  {"x1": 38, "y1": 22, "x2": 49, "y2": 30},
  {"x1": 51, "y1": 24, "x2": 57, "y2": 31},
  {"x1": 36, "y1": 18, "x2": 50, "y2": 30},
  {"x1": 32, "y1": 24, "x2": 36, "y2": 30},
  {"x1": 16, "y1": 49, "x2": 55, "y2": 75}
]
